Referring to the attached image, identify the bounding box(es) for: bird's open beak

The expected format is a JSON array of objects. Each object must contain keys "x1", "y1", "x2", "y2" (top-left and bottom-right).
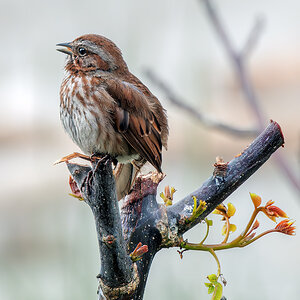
[{"x1": 56, "y1": 42, "x2": 73, "y2": 55}]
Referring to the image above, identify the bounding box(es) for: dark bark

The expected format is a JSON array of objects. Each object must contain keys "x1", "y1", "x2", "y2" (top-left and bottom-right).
[
  {"x1": 167, "y1": 120, "x2": 285, "y2": 235},
  {"x1": 67, "y1": 160, "x2": 137, "y2": 300},
  {"x1": 66, "y1": 121, "x2": 284, "y2": 299}
]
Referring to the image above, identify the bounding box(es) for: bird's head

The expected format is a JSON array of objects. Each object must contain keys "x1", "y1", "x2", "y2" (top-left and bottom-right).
[{"x1": 57, "y1": 34, "x2": 128, "y2": 74}]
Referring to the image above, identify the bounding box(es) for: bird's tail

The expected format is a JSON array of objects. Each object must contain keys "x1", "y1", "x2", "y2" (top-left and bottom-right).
[{"x1": 115, "y1": 163, "x2": 138, "y2": 201}]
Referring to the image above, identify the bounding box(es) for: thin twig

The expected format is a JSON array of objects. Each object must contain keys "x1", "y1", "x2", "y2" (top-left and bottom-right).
[
  {"x1": 202, "y1": 0, "x2": 265, "y2": 127},
  {"x1": 241, "y1": 16, "x2": 265, "y2": 59},
  {"x1": 208, "y1": 248, "x2": 221, "y2": 277}
]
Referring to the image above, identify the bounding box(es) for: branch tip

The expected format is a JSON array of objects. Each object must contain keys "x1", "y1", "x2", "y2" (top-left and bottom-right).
[{"x1": 270, "y1": 119, "x2": 285, "y2": 145}]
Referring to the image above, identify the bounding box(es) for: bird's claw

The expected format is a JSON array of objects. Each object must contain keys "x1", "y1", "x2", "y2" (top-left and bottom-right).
[{"x1": 54, "y1": 152, "x2": 101, "y2": 165}]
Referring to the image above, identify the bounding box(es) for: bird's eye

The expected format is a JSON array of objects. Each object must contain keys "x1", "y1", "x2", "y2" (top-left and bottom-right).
[{"x1": 78, "y1": 47, "x2": 87, "y2": 56}]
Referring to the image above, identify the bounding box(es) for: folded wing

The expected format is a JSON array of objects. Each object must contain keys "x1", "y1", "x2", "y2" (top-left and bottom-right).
[{"x1": 106, "y1": 79, "x2": 163, "y2": 172}]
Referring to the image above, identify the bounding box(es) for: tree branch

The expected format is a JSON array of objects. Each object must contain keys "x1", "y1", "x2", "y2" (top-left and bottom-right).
[
  {"x1": 120, "y1": 173, "x2": 164, "y2": 299},
  {"x1": 166, "y1": 120, "x2": 284, "y2": 238},
  {"x1": 64, "y1": 121, "x2": 284, "y2": 299},
  {"x1": 67, "y1": 159, "x2": 138, "y2": 300}
]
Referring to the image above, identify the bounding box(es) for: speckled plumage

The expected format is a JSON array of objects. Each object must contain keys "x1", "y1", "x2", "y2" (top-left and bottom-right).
[{"x1": 58, "y1": 34, "x2": 168, "y2": 199}]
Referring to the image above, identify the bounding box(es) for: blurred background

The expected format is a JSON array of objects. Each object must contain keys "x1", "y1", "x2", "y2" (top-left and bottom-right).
[{"x1": 0, "y1": 0, "x2": 299, "y2": 299}]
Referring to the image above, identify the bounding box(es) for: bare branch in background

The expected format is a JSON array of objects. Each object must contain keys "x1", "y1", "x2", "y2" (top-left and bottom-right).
[
  {"x1": 145, "y1": 70, "x2": 259, "y2": 138},
  {"x1": 146, "y1": 0, "x2": 299, "y2": 193},
  {"x1": 202, "y1": 0, "x2": 264, "y2": 125},
  {"x1": 241, "y1": 16, "x2": 265, "y2": 59},
  {"x1": 202, "y1": 0, "x2": 300, "y2": 193}
]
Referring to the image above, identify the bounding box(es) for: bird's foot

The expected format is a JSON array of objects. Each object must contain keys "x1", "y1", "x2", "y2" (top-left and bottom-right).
[
  {"x1": 93, "y1": 154, "x2": 111, "y2": 172},
  {"x1": 54, "y1": 152, "x2": 102, "y2": 165}
]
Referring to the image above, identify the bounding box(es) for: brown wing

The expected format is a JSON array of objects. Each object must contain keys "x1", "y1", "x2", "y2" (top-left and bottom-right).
[{"x1": 106, "y1": 79, "x2": 163, "y2": 172}]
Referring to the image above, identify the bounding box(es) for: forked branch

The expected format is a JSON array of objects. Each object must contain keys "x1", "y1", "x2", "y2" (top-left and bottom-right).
[{"x1": 66, "y1": 121, "x2": 284, "y2": 299}]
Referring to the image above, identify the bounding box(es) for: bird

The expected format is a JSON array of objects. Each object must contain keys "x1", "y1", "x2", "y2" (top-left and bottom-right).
[{"x1": 56, "y1": 34, "x2": 168, "y2": 200}]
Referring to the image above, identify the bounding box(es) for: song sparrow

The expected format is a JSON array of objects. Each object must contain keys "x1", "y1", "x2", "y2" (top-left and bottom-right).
[{"x1": 57, "y1": 34, "x2": 168, "y2": 199}]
